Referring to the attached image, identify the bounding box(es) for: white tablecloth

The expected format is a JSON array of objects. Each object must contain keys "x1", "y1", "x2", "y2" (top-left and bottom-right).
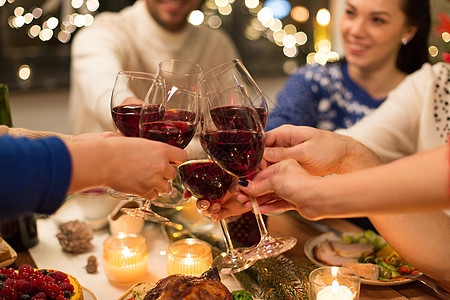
[{"x1": 28, "y1": 204, "x2": 240, "y2": 299}]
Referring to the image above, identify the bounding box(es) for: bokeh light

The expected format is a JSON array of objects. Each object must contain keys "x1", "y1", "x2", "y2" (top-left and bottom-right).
[
  {"x1": 189, "y1": 10, "x2": 204, "y2": 25},
  {"x1": 18, "y1": 65, "x2": 31, "y2": 80},
  {"x1": 291, "y1": 6, "x2": 309, "y2": 23},
  {"x1": 316, "y1": 8, "x2": 330, "y2": 26},
  {"x1": 428, "y1": 46, "x2": 439, "y2": 57},
  {"x1": 264, "y1": 0, "x2": 291, "y2": 20}
]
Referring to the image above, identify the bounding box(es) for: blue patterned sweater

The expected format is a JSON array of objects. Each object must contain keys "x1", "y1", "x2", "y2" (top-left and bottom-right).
[{"x1": 267, "y1": 61, "x2": 385, "y2": 131}]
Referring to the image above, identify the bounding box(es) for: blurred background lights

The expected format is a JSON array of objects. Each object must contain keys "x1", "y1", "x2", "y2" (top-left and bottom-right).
[
  {"x1": 283, "y1": 46, "x2": 298, "y2": 58},
  {"x1": 18, "y1": 65, "x2": 31, "y2": 80},
  {"x1": 0, "y1": 0, "x2": 6, "y2": 6},
  {"x1": 295, "y1": 31, "x2": 307, "y2": 45},
  {"x1": 257, "y1": 7, "x2": 273, "y2": 24},
  {"x1": 215, "y1": 0, "x2": 228, "y2": 8},
  {"x1": 188, "y1": 10, "x2": 204, "y2": 25},
  {"x1": 32, "y1": 7, "x2": 43, "y2": 19},
  {"x1": 86, "y1": 0, "x2": 100, "y2": 12},
  {"x1": 218, "y1": 4, "x2": 232, "y2": 15},
  {"x1": 46, "y1": 17, "x2": 58, "y2": 29},
  {"x1": 245, "y1": 0, "x2": 259, "y2": 9},
  {"x1": 13, "y1": 6, "x2": 24, "y2": 16},
  {"x1": 24, "y1": 13, "x2": 33, "y2": 24},
  {"x1": 273, "y1": 30, "x2": 286, "y2": 43},
  {"x1": 28, "y1": 25, "x2": 41, "y2": 38},
  {"x1": 39, "y1": 28, "x2": 53, "y2": 41},
  {"x1": 316, "y1": 8, "x2": 331, "y2": 26},
  {"x1": 291, "y1": 6, "x2": 309, "y2": 23},
  {"x1": 428, "y1": 45, "x2": 439, "y2": 57},
  {"x1": 442, "y1": 32, "x2": 450, "y2": 43},
  {"x1": 71, "y1": 0, "x2": 83, "y2": 9},
  {"x1": 264, "y1": 0, "x2": 291, "y2": 20},
  {"x1": 282, "y1": 34, "x2": 296, "y2": 48},
  {"x1": 269, "y1": 18, "x2": 282, "y2": 31},
  {"x1": 207, "y1": 15, "x2": 222, "y2": 29}
]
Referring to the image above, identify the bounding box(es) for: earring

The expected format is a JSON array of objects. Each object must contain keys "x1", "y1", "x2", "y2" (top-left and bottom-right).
[{"x1": 402, "y1": 38, "x2": 408, "y2": 45}]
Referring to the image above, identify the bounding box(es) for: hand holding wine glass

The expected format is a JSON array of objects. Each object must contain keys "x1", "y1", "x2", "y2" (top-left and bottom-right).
[{"x1": 202, "y1": 61, "x2": 297, "y2": 260}]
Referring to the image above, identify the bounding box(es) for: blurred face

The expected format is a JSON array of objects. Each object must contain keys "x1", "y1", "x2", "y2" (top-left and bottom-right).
[
  {"x1": 340, "y1": 0, "x2": 417, "y2": 71},
  {"x1": 146, "y1": 0, "x2": 202, "y2": 32}
]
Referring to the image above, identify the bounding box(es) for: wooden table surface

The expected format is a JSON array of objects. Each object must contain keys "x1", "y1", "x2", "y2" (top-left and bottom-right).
[{"x1": 11, "y1": 213, "x2": 439, "y2": 299}]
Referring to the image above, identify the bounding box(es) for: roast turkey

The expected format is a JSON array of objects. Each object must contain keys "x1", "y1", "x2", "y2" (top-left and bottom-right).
[{"x1": 144, "y1": 268, "x2": 232, "y2": 300}]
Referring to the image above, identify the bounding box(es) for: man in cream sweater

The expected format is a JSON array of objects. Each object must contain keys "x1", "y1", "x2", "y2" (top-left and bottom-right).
[{"x1": 69, "y1": 0, "x2": 239, "y2": 134}]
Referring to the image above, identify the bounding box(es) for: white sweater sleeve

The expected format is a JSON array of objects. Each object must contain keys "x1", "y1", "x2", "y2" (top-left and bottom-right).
[{"x1": 335, "y1": 63, "x2": 438, "y2": 163}]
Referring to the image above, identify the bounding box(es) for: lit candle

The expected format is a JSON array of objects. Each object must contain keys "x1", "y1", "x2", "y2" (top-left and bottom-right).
[
  {"x1": 103, "y1": 233, "x2": 149, "y2": 283},
  {"x1": 167, "y1": 238, "x2": 212, "y2": 276},
  {"x1": 309, "y1": 267, "x2": 360, "y2": 300},
  {"x1": 317, "y1": 280, "x2": 353, "y2": 300}
]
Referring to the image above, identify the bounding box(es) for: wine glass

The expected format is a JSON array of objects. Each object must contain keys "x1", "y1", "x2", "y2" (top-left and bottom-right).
[
  {"x1": 129, "y1": 76, "x2": 201, "y2": 220},
  {"x1": 108, "y1": 71, "x2": 166, "y2": 202},
  {"x1": 150, "y1": 59, "x2": 204, "y2": 208},
  {"x1": 178, "y1": 159, "x2": 255, "y2": 274},
  {"x1": 110, "y1": 72, "x2": 172, "y2": 222},
  {"x1": 202, "y1": 65, "x2": 297, "y2": 260}
]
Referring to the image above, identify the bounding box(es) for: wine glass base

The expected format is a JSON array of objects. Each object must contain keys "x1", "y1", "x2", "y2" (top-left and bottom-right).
[
  {"x1": 120, "y1": 208, "x2": 169, "y2": 223},
  {"x1": 212, "y1": 249, "x2": 255, "y2": 275},
  {"x1": 242, "y1": 236, "x2": 297, "y2": 260},
  {"x1": 107, "y1": 188, "x2": 139, "y2": 200}
]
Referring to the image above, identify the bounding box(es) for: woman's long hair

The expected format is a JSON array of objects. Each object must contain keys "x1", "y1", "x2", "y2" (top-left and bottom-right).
[{"x1": 398, "y1": 0, "x2": 430, "y2": 74}]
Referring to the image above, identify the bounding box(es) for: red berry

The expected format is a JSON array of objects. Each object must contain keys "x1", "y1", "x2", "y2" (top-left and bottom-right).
[
  {"x1": 52, "y1": 272, "x2": 67, "y2": 283},
  {"x1": 60, "y1": 283, "x2": 74, "y2": 293},
  {"x1": 16, "y1": 279, "x2": 33, "y2": 294}
]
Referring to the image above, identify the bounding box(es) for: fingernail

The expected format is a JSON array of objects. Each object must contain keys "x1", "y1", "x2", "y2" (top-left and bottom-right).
[
  {"x1": 198, "y1": 200, "x2": 209, "y2": 210},
  {"x1": 211, "y1": 214, "x2": 219, "y2": 222},
  {"x1": 238, "y1": 178, "x2": 248, "y2": 187},
  {"x1": 211, "y1": 203, "x2": 220, "y2": 212}
]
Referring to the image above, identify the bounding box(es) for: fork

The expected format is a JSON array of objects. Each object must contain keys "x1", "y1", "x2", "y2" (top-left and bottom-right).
[{"x1": 400, "y1": 274, "x2": 450, "y2": 299}]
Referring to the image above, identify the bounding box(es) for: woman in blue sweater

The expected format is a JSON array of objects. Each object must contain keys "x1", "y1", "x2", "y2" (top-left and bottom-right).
[{"x1": 267, "y1": 0, "x2": 430, "y2": 132}]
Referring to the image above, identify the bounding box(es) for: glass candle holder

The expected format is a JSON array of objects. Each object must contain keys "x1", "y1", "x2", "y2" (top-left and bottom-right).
[
  {"x1": 167, "y1": 238, "x2": 212, "y2": 276},
  {"x1": 309, "y1": 266, "x2": 360, "y2": 300},
  {"x1": 103, "y1": 233, "x2": 149, "y2": 283}
]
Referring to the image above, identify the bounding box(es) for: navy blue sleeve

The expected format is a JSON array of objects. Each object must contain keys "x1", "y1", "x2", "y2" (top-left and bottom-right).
[
  {"x1": 266, "y1": 66, "x2": 320, "y2": 131},
  {"x1": 0, "y1": 136, "x2": 72, "y2": 220}
]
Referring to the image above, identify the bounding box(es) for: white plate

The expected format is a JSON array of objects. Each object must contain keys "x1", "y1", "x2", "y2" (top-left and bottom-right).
[
  {"x1": 304, "y1": 232, "x2": 418, "y2": 286},
  {"x1": 52, "y1": 198, "x2": 109, "y2": 230},
  {"x1": 83, "y1": 286, "x2": 97, "y2": 300},
  {"x1": 0, "y1": 240, "x2": 17, "y2": 268}
]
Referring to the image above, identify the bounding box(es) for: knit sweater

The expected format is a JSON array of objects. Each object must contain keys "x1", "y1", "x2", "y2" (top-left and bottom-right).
[
  {"x1": 337, "y1": 63, "x2": 450, "y2": 163},
  {"x1": 69, "y1": 0, "x2": 240, "y2": 134},
  {"x1": 267, "y1": 61, "x2": 385, "y2": 132}
]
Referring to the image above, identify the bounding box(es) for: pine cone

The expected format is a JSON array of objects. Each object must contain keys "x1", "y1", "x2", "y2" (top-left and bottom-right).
[{"x1": 56, "y1": 220, "x2": 93, "y2": 253}]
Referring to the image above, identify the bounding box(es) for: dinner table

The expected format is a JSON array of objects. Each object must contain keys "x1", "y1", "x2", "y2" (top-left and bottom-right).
[{"x1": 9, "y1": 201, "x2": 441, "y2": 300}]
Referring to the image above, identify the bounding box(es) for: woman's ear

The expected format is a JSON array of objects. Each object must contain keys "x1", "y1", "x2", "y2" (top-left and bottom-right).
[{"x1": 402, "y1": 26, "x2": 418, "y2": 45}]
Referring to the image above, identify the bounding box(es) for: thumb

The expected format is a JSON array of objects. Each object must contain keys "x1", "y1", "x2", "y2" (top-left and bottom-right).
[{"x1": 264, "y1": 146, "x2": 297, "y2": 163}]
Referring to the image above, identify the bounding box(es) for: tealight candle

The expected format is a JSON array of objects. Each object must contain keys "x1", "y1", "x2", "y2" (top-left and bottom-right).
[
  {"x1": 103, "y1": 233, "x2": 149, "y2": 283},
  {"x1": 309, "y1": 266, "x2": 360, "y2": 300},
  {"x1": 167, "y1": 238, "x2": 212, "y2": 276}
]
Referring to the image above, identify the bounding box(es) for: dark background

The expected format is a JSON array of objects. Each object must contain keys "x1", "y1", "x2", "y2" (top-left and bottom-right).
[{"x1": 0, "y1": 0, "x2": 327, "y2": 91}]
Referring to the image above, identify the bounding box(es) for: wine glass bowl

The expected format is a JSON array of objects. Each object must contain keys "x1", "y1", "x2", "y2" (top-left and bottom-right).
[
  {"x1": 148, "y1": 59, "x2": 204, "y2": 208},
  {"x1": 201, "y1": 60, "x2": 297, "y2": 260},
  {"x1": 178, "y1": 159, "x2": 255, "y2": 274}
]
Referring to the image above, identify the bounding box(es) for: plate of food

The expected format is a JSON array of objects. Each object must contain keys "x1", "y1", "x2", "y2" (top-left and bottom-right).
[
  {"x1": 304, "y1": 230, "x2": 421, "y2": 286},
  {"x1": 118, "y1": 267, "x2": 254, "y2": 300}
]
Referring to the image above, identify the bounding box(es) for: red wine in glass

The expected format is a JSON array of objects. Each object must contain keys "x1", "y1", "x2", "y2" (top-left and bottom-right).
[
  {"x1": 140, "y1": 109, "x2": 196, "y2": 149},
  {"x1": 112, "y1": 104, "x2": 164, "y2": 137},
  {"x1": 202, "y1": 130, "x2": 264, "y2": 178},
  {"x1": 178, "y1": 159, "x2": 255, "y2": 274},
  {"x1": 111, "y1": 105, "x2": 142, "y2": 137}
]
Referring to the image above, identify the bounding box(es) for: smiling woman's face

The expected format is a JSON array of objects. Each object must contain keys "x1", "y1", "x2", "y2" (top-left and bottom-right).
[
  {"x1": 340, "y1": 0, "x2": 416, "y2": 71},
  {"x1": 146, "y1": 0, "x2": 202, "y2": 32}
]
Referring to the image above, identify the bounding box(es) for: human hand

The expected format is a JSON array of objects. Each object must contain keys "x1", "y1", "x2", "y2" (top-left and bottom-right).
[
  {"x1": 68, "y1": 136, "x2": 187, "y2": 199},
  {"x1": 236, "y1": 158, "x2": 320, "y2": 219},
  {"x1": 72, "y1": 131, "x2": 119, "y2": 142},
  {"x1": 263, "y1": 125, "x2": 380, "y2": 175},
  {"x1": 195, "y1": 180, "x2": 251, "y2": 221}
]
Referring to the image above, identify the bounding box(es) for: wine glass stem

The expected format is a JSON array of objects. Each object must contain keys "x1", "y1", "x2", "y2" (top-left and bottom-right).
[
  {"x1": 219, "y1": 219, "x2": 236, "y2": 251},
  {"x1": 143, "y1": 200, "x2": 152, "y2": 211},
  {"x1": 249, "y1": 195, "x2": 273, "y2": 244}
]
